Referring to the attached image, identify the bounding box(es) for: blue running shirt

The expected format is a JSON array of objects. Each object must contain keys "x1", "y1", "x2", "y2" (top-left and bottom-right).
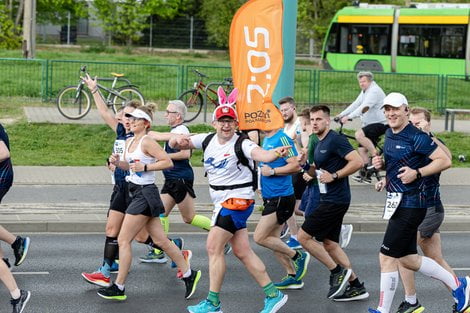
[
  {"x1": 0, "y1": 124, "x2": 13, "y2": 188},
  {"x1": 260, "y1": 129, "x2": 297, "y2": 198},
  {"x1": 113, "y1": 123, "x2": 132, "y2": 186},
  {"x1": 383, "y1": 124, "x2": 437, "y2": 208},
  {"x1": 313, "y1": 130, "x2": 354, "y2": 204},
  {"x1": 163, "y1": 124, "x2": 194, "y2": 180}
]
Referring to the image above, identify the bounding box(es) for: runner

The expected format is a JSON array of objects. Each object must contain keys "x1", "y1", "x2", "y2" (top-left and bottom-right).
[
  {"x1": 298, "y1": 105, "x2": 369, "y2": 302},
  {"x1": 395, "y1": 107, "x2": 456, "y2": 313},
  {"x1": 96, "y1": 105, "x2": 201, "y2": 301},
  {"x1": 253, "y1": 127, "x2": 311, "y2": 291},
  {"x1": 0, "y1": 122, "x2": 31, "y2": 313},
  {"x1": 369, "y1": 93, "x2": 469, "y2": 313},
  {"x1": 170, "y1": 88, "x2": 290, "y2": 313}
]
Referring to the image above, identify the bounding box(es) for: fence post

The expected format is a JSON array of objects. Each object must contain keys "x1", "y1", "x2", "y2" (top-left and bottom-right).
[{"x1": 41, "y1": 59, "x2": 48, "y2": 102}]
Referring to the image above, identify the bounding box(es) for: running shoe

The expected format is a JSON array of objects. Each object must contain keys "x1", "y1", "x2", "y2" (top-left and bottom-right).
[
  {"x1": 352, "y1": 175, "x2": 364, "y2": 183},
  {"x1": 11, "y1": 290, "x2": 30, "y2": 313},
  {"x1": 260, "y1": 291, "x2": 288, "y2": 313},
  {"x1": 340, "y1": 224, "x2": 353, "y2": 249},
  {"x1": 274, "y1": 276, "x2": 304, "y2": 290},
  {"x1": 97, "y1": 283, "x2": 127, "y2": 301},
  {"x1": 224, "y1": 243, "x2": 232, "y2": 255},
  {"x1": 395, "y1": 300, "x2": 424, "y2": 313},
  {"x1": 327, "y1": 267, "x2": 352, "y2": 299},
  {"x1": 81, "y1": 271, "x2": 111, "y2": 287},
  {"x1": 286, "y1": 237, "x2": 302, "y2": 250},
  {"x1": 177, "y1": 250, "x2": 193, "y2": 279},
  {"x1": 109, "y1": 260, "x2": 119, "y2": 273},
  {"x1": 12, "y1": 236, "x2": 30, "y2": 266},
  {"x1": 333, "y1": 282, "x2": 369, "y2": 302},
  {"x1": 3, "y1": 257, "x2": 10, "y2": 268},
  {"x1": 368, "y1": 309, "x2": 381, "y2": 313},
  {"x1": 280, "y1": 224, "x2": 289, "y2": 239},
  {"x1": 293, "y1": 250, "x2": 310, "y2": 280},
  {"x1": 171, "y1": 237, "x2": 184, "y2": 268},
  {"x1": 139, "y1": 248, "x2": 167, "y2": 264},
  {"x1": 453, "y1": 276, "x2": 470, "y2": 313},
  {"x1": 183, "y1": 269, "x2": 201, "y2": 299},
  {"x1": 187, "y1": 299, "x2": 222, "y2": 313}
]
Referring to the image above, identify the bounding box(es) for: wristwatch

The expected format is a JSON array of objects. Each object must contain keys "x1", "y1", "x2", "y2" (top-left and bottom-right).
[
  {"x1": 269, "y1": 168, "x2": 275, "y2": 176},
  {"x1": 332, "y1": 172, "x2": 339, "y2": 180},
  {"x1": 416, "y1": 168, "x2": 422, "y2": 179}
]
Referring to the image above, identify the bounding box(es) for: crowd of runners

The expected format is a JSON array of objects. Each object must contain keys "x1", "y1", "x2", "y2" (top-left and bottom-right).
[{"x1": 0, "y1": 71, "x2": 469, "y2": 313}]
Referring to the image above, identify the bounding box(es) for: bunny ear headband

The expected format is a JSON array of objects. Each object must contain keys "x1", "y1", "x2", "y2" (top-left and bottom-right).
[{"x1": 217, "y1": 86, "x2": 239, "y2": 107}]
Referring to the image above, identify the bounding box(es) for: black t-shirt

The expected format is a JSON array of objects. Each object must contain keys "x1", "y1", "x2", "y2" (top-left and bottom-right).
[{"x1": 0, "y1": 124, "x2": 13, "y2": 188}]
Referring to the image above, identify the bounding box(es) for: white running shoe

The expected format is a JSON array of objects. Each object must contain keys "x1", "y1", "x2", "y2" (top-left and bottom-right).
[{"x1": 340, "y1": 224, "x2": 353, "y2": 248}]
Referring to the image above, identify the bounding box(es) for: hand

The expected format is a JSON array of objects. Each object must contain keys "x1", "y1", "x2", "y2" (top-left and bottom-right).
[
  {"x1": 415, "y1": 120, "x2": 430, "y2": 133},
  {"x1": 107, "y1": 162, "x2": 116, "y2": 172},
  {"x1": 397, "y1": 166, "x2": 418, "y2": 184},
  {"x1": 372, "y1": 155, "x2": 383, "y2": 170},
  {"x1": 172, "y1": 134, "x2": 191, "y2": 148},
  {"x1": 302, "y1": 172, "x2": 313, "y2": 182},
  {"x1": 260, "y1": 165, "x2": 274, "y2": 176},
  {"x1": 340, "y1": 116, "x2": 350, "y2": 124},
  {"x1": 297, "y1": 149, "x2": 307, "y2": 165},
  {"x1": 273, "y1": 145, "x2": 292, "y2": 158},
  {"x1": 318, "y1": 169, "x2": 334, "y2": 184},
  {"x1": 82, "y1": 73, "x2": 98, "y2": 91},
  {"x1": 109, "y1": 153, "x2": 120, "y2": 165},
  {"x1": 129, "y1": 161, "x2": 145, "y2": 173},
  {"x1": 375, "y1": 178, "x2": 386, "y2": 192}
]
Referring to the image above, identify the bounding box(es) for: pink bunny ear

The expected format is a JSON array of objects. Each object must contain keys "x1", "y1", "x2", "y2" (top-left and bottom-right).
[
  {"x1": 217, "y1": 86, "x2": 227, "y2": 106},
  {"x1": 227, "y1": 88, "x2": 239, "y2": 106}
]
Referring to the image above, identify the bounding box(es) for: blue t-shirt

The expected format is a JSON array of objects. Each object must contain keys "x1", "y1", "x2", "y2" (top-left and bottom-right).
[
  {"x1": 423, "y1": 137, "x2": 445, "y2": 207},
  {"x1": 313, "y1": 130, "x2": 354, "y2": 204},
  {"x1": 163, "y1": 124, "x2": 194, "y2": 180},
  {"x1": 113, "y1": 123, "x2": 132, "y2": 185},
  {"x1": 383, "y1": 123, "x2": 437, "y2": 208},
  {"x1": 0, "y1": 124, "x2": 13, "y2": 189},
  {"x1": 260, "y1": 129, "x2": 297, "y2": 198}
]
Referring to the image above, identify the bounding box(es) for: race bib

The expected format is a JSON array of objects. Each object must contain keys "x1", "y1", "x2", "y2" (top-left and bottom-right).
[
  {"x1": 383, "y1": 192, "x2": 402, "y2": 220},
  {"x1": 113, "y1": 139, "x2": 126, "y2": 158}
]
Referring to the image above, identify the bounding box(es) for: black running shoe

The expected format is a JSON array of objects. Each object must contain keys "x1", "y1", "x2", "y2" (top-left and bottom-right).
[
  {"x1": 333, "y1": 282, "x2": 370, "y2": 302},
  {"x1": 183, "y1": 269, "x2": 201, "y2": 299},
  {"x1": 327, "y1": 266, "x2": 352, "y2": 299},
  {"x1": 97, "y1": 283, "x2": 127, "y2": 301},
  {"x1": 12, "y1": 236, "x2": 30, "y2": 266},
  {"x1": 395, "y1": 300, "x2": 424, "y2": 313},
  {"x1": 11, "y1": 290, "x2": 31, "y2": 313}
]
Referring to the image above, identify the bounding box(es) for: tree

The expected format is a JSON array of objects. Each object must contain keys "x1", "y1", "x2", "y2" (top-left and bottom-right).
[
  {"x1": 0, "y1": 4, "x2": 21, "y2": 49},
  {"x1": 36, "y1": 0, "x2": 88, "y2": 25}
]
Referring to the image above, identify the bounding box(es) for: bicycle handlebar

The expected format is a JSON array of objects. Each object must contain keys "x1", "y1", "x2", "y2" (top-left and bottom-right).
[{"x1": 193, "y1": 69, "x2": 208, "y2": 78}]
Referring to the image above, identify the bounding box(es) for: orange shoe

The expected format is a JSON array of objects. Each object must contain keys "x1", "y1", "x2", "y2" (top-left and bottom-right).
[{"x1": 81, "y1": 271, "x2": 111, "y2": 287}]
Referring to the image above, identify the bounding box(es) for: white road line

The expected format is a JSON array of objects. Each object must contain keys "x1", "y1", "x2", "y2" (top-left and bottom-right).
[
  {"x1": 454, "y1": 268, "x2": 470, "y2": 271},
  {"x1": 12, "y1": 272, "x2": 50, "y2": 275}
]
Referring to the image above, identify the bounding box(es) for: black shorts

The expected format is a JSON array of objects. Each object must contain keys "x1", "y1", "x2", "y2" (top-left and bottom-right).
[
  {"x1": 126, "y1": 183, "x2": 164, "y2": 218},
  {"x1": 380, "y1": 206, "x2": 427, "y2": 258},
  {"x1": 160, "y1": 179, "x2": 196, "y2": 204},
  {"x1": 292, "y1": 173, "x2": 307, "y2": 200},
  {"x1": 0, "y1": 187, "x2": 10, "y2": 203},
  {"x1": 109, "y1": 183, "x2": 130, "y2": 214},
  {"x1": 301, "y1": 202, "x2": 349, "y2": 242},
  {"x1": 362, "y1": 123, "x2": 389, "y2": 147},
  {"x1": 262, "y1": 194, "x2": 296, "y2": 225}
]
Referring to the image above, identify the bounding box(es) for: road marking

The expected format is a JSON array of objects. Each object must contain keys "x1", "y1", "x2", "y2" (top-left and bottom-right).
[
  {"x1": 12, "y1": 271, "x2": 50, "y2": 275},
  {"x1": 454, "y1": 268, "x2": 470, "y2": 271}
]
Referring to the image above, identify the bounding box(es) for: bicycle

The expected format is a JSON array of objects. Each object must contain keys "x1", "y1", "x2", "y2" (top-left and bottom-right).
[
  {"x1": 334, "y1": 117, "x2": 383, "y2": 183},
  {"x1": 178, "y1": 69, "x2": 233, "y2": 123},
  {"x1": 56, "y1": 66, "x2": 145, "y2": 120}
]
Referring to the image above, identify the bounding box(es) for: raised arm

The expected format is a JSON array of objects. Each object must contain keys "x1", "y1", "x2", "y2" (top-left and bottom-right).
[{"x1": 83, "y1": 74, "x2": 118, "y2": 131}]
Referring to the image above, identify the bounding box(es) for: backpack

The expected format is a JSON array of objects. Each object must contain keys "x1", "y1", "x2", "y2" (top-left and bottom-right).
[{"x1": 202, "y1": 132, "x2": 258, "y2": 191}]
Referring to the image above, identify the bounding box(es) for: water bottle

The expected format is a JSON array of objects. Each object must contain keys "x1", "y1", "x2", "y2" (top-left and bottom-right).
[{"x1": 130, "y1": 159, "x2": 143, "y2": 177}]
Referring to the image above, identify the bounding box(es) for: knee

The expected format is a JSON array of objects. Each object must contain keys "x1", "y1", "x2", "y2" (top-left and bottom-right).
[
  {"x1": 253, "y1": 231, "x2": 266, "y2": 246},
  {"x1": 324, "y1": 241, "x2": 338, "y2": 253},
  {"x1": 117, "y1": 236, "x2": 131, "y2": 248},
  {"x1": 105, "y1": 225, "x2": 119, "y2": 237},
  {"x1": 297, "y1": 230, "x2": 310, "y2": 247},
  {"x1": 133, "y1": 233, "x2": 147, "y2": 244},
  {"x1": 355, "y1": 129, "x2": 365, "y2": 140},
  {"x1": 233, "y1": 245, "x2": 250, "y2": 261},
  {"x1": 182, "y1": 215, "x2": 193, "y2": 224},
  {"x1": 206, "y1": 240, "x2": 221, "y2": 257}
]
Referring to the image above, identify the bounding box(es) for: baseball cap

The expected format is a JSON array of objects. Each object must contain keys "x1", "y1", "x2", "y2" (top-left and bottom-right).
[
  {"x1": 125, "y1": 108, "x2": 152, "y2": 123},
  {"x1": 213, "y1": 105, "x2": 238, "y2": 121},
  {"x1": 382, "y1": 92, "x2": 408, "y2": 108}
]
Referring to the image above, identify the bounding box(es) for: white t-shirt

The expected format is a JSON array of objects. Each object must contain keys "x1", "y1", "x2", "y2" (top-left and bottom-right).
[{"x1": 191, "y1": 133, "x2": 258, "y2": 211}]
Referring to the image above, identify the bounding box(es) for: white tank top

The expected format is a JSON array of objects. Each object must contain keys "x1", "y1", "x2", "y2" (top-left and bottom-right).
[{"x1": 125, "y1": 135, "x2": 156, "y2": 185}]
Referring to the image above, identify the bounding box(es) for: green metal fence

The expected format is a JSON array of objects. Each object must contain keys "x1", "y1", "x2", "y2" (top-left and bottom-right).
[{"x1": 0, "y1": 57, "x2": 467, "y2": 113}]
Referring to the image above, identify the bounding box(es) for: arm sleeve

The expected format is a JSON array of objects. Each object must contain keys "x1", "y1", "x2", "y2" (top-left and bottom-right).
[{"x1": 339, "y1": 93, "x2": 362, "y2": 117}]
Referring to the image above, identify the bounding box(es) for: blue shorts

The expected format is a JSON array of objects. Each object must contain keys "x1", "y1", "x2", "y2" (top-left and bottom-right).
[
  {"x1": 215, "y1": 203, "x2": 254, "y2": 234},
  {"x1": 300, "y1": 183, "x2": 320, "y2": 218}
]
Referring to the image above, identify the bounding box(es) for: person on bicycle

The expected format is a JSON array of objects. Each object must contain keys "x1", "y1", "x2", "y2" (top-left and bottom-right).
[{"x1": 336, "y1": 71, "x2": 387, "y2": 183}]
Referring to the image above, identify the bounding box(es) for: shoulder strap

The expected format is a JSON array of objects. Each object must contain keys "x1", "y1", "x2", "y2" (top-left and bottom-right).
[
  {"x1": 202, "y1": 133, "x2": 216, "y2": 152},
  {"x1": 234, "y1": 131, "x2": 258, "y2": 191}
]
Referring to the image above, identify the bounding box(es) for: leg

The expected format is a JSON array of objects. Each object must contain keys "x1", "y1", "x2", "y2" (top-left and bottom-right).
[
  {"x1": 298, "y1": 229, "x2": 336, "y2": 270},
  {"x1": 0, "y1": 225, "x2": 16, "y2": 245},
  {"x1": 355, "y1": 129, "x2": 376, "y2": 161},
  {"x1": 161, "y1": 193, "x2": 177, "y2": 217},
  {"x1": 419, "y1": 232, "x2": 455, "y2": 276},
  {"x1": 324, "y1": 239, "x2": 357, "y2": 280}
]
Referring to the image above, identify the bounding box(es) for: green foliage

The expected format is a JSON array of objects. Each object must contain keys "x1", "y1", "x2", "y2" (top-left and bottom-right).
[
  {"x1": 199, "y1": 0, "x2": 244, "y2": 48},
  {"x1": 36, "y1": 0, "x2": 88, "y2": 25},
  {"x1": 0, "y1": 5, "x2": 21, "y2": 49}
]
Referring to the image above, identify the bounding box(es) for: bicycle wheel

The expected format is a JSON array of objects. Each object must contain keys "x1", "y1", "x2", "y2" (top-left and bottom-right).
[
  {"x1": 56, "y1": 86, "x2": 91, "y2": 120},
  {"x1": 178, "y1": 89, "x2": 203, "y2": 123},
  {"x1": 111, "y1": 86, "x2": 145, "y2": 113}
]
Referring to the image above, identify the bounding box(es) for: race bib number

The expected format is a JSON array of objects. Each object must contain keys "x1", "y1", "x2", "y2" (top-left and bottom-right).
[
  {"x1": 113, "y1": 139, "x2": 126, "y2": 158},
  {"x1": 383, "y1": 192, "x2": 402, "y2": 220}
]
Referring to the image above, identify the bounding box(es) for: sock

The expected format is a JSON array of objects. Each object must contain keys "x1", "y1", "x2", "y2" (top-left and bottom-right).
[
  {"x1": 350, "y1": 277, "x2": 362, "y2": 288},
  {"x1": 115, "y1": 282, "x2": 125, "y2": 291},
  {"x1": 291, "y1": 251, "x2": 300, "y2": 261},
  {"x1": 418, "y1": 256, "x2": 459, "y2": 290},
  {"x1": 262, "y1": 282, "x2": 279, "y2": 298},
  {"x1": 190, "y1": 214, "x2": 211, "y2": 231},
  {"x1": 291, "y1": 234, "x2": 298, "y2": 241},
  {"x1": 330, "y1": 264, "x2": 341, "y2": 274},
  {"x1": 405, "y1": 294, "x2": 417, "y2": 305},
  {"x1": 207, "y1": 290, "x2": 220, "y2": 306},
  {"x1": 182, "y1": 268, "x2": 192, "y2": 278},
  {"x1": 160, "y1": 214, "x2": 170, "y2": 234},
  {"x1": 102, "y1": 236, "x2": 118, "y2": 277},
  {"x1": 288, "y1": 273, "x2": 295, "y2": 278},
  {"x1": 10, "y1": 288, "x2": 20, "y2": 300},
  {"x1": 377, "y1": 271, "x2": 399, "y2": 313}
]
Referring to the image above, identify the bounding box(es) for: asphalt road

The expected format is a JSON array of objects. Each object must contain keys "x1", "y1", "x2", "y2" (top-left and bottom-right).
[
  {"x1": 1, "y1": 233, "x2": 469, "y2": 313},
  {"x1": 3, "y1": 184, "x2": 469, "y2": 206}
]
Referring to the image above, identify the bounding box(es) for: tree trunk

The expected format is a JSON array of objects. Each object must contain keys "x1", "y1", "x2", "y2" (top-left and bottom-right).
[{"x1": 15, "y1": 0, "x2": 25, "y2": 27}]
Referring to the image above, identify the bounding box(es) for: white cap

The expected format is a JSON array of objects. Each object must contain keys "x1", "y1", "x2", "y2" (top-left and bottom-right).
[
  {"x1": 382, "y1": 92, "x2": 408, "y2": 108},
  {"x1": 125, "y1": 109, "x2": 152, "y2": 123}
]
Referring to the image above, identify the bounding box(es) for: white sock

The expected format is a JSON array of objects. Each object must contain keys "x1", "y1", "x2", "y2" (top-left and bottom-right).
[
  {"x1": 115, "y1": 282, "x2": 125, "y2": 291},
  {"x1": 418, "y1": 256, "x2": 458, "y2": 290},
  {"x1": 291, "y1": 235, "x2": 298, "y2": 241},
  {"x1": 10, "y1": 288, "x2": 20, "y2": 299},
  {"x1": 182, "y1": 268, "x2": 192, "y2": 278},
  {"x1": 405, "y1": 294, "x2": 417, "y2": 305},
  {"x1": 377, "y1": 271, "x2": 399, "y2": 313}
]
